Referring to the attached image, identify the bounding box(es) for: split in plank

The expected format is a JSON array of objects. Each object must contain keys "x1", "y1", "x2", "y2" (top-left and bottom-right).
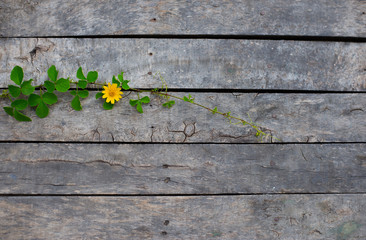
[
  {"x1": 0, "y1": 0, "x2": 365, "y2": 37},
  {"x1": 1, "y1": 92, "x2": 365, "y2": 143},
  {"x1": 1, "y1": 38, "x2": 365, "y2": 91},
  {"x1": 1, "y1": 143, "x2": 365, "y2": 194},
  {"x1": 0, "y1": 195, "x2": 365, "y2": 239}
]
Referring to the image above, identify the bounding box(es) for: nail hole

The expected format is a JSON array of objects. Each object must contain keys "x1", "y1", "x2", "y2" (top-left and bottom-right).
[
  {"x1": 164, "y1": 177, "x2": 170, "y2": 183},
  {"x1": 148, "y1": 71, "x2": 152, "y2": 75},
  {"x1": 164, "y1": 220, "x2": 170, "y2": 226},
  {"x1": 149, "y1": 52, "x2": 153, "y2": 56},
  {"x1": 161, "y1": 231, "x2": 167, "y2": 235},
  {"x1": 150, "y1": 18, "x2": 157, "y2": 22},
  {"x1": 362, "y1": 12, "x2": 365, "y2": 15}
]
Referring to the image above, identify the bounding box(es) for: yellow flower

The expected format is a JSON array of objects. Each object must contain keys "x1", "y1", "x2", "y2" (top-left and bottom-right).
[{"x1": 102, "y1": 83, "x2": 123, "y2": 104}]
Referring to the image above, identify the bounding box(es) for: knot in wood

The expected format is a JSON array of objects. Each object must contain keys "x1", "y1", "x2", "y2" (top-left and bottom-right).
[{"x1": 184, "y1": 123, "x2": 196, "y2": 137}]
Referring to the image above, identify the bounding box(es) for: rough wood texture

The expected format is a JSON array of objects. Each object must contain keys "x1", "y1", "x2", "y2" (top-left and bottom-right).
[
  {"x1": 1, "y1": 92, "x2": 365, "y2": 143},
  {"x1": 1, "y1": 0, "x2": 365, "y2": 37},
  {"x1": 1, "y1": 143, "x2": 365, "y2": 194},
  {"x1": 1, "y1": 195, "x2": 365, "y2": 239},
  {"x1": 1, "y1": 38, "x2": 365, "y2": 91}
]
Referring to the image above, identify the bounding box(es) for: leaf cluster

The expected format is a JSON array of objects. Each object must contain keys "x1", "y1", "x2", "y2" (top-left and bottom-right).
[
  {"x1": 129, "y1": 96, "x2": 150, "y2": 113},
  {"x1": 70, "y1": 67, "x2": 98, "y2": 111},
  {"x1": 5, "y1": 66, "x2": 61, "y2": 121},
  {"x1": 3, "y1": 65, "x2": 99, "y2": 121}
]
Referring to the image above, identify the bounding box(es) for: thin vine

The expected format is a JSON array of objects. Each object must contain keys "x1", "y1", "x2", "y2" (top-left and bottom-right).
[{"x1": 1, "y1": 65, "x2": 278, "y2": 141}]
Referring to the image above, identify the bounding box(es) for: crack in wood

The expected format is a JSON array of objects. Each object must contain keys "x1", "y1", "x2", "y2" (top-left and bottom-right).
[
  {"x1": 300, "y1": 148, "x2": 309, "y2": 162},
  {"x1": 167, "y1": 122, "x2": 198, "y2": 142}
]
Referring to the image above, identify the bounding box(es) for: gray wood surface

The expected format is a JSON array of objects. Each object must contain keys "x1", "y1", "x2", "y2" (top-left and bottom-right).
[
  {"x1": 1, "y1": 0, "x2": 365, "y2": 37},
  {"x1": 1, "y1": 38, "x2": 365, "y2": 91},
  {"x1": 1, "y1": 92, "x2": 365, "y2": 143},
  {"x1": 1, "y1": 195, "x2": 365, "y2": 239},
  {"x1": 1, "y1": 143, "x2": 365, "y2": 194}
]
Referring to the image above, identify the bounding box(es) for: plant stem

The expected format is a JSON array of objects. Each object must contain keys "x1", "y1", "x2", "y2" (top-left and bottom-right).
[
  {"x1": 71, "y1": 81, "x2": 274, "y2": 140},
  {"x1": 129, "y1": 87, "x2": 271, "y2": 136}
]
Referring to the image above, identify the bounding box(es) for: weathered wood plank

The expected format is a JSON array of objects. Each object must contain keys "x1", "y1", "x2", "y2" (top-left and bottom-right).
[
  {"x1": 1, "y1": 0, "x2": 365, "y2": 37},
  {"x1": 1, "y1": 143, "x2": 365, "y2": 194},
  {"x1": 1, "y1": 195, "x2": 365, "y2": 239},
  {"x1": 1, "y1": 92, "x2": 365, "y2": 142},
  {"x1": 1, "y1": 38, "x2": 365, "y2": 91}
]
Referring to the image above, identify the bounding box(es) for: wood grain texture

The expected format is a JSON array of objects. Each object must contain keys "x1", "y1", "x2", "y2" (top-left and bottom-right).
[
  {"x1": 1, "y1": 92, "x2": 366, "y2": 143},
  {"x1": 1, "y1": 38, "x2": 366, "y2": 91},
  {"x1": 1, "y1": 143, "x2": 365, "y2": 194},
  {"x1": 1, "y1": 195, "x2": 365, "y2": 239},
  {"x1": 1, "y1": 0, "x2": 365, "y2": 37}
]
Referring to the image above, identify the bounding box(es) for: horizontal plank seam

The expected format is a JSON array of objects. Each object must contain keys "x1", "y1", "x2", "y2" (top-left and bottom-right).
[
  {"x1": 1, "y1": 88, "x2": 366, "y2": 94},
  {"x1": 0, "y1": 140, "x2": 365, "y2": 145},
  {"x1": 2, "y1": 35, "x2": 366, "y2": 43},
  {"x1": 1, "y1": 193, "x2": 366, "y2": 197}
]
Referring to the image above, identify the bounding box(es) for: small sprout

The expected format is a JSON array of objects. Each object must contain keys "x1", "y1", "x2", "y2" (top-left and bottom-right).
[{"x1": 162, "y1": 100, "x2": 175, "y2": 108}]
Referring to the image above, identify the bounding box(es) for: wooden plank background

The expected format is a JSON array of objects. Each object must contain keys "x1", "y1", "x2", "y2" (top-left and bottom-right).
[
  {"x1": 1, "y1": 38, "x2": 365, "y2": 91},
  {"x1": 1, "y1": 92, "x2": 365, "y2": 143},
  {"x1": 1, "y1": 0, "x2": 365, "y2": 37},
  {"x1": 1, "y1": 195, "x2": 366, "y2": 239},
  {"x1": 0, "y1": 0, "x2": 366, "y2": 239},
  {"x1": 1, "y1": 143, "x2": 365, "y2": 194}
]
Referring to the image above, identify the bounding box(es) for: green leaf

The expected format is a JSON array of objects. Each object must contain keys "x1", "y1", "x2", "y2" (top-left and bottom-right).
[
  {"x1": 162, "y1": 100, "x2": 175, "y2": 108},
  {"x1": 36, "y1": 101, "x2": 49, "y2": 118},
  {"x1": 76, "y1": 67, "x2": 86, "y2": 80},
  {"x1": 14, "y1": 110, "x2": 31, "y2": 122},
  {"x1": 117, "y1": 72, "x2": 124, "y2": 82},
  {"x1": 136, "y1": 103, "x2": 143, "y2": 113},
  {"x1": 95, "y1": 92, "x2": 103, "y2": 99},
  {"x1": 44, "y1": 80, "x2": 55, "y2": 93},
  {"x1": 87, "y1": 71, "x2": 98, "y2": 83},
  {"x1": 3, "y1": 107, "x2": 14, "y2": 117},
  {"x1": 43, "y1": 92, "x2": 58, "y2": 105},
  {"x1": 11, "y1": 99, "x2": 28, "y2": 110},
  {"x1": 8, "y1": 85, "x2": 21, "y2": 98},
  {"x1": 129, "y1": 99, "x2": 139, "y2": 106},
  {"x1": 122, "y1": 80, "x2": 130, "y2": 90},
  {"x1": 183, "y1": 94, "x2": 194, "y2": 103},
  {"x1": 140, "y1": 96, "x2": 150, "y2": 103},
  {"x1": 28, "y1": 94, "x2": 42, "y2": 107},
  {"x1": 55, "y1": 78, "x2": 70, "y2": 92},
  {"x1": 10, "y1": 66, "x2": 23, "y2": 85},
  {"x1": 103, "y1": 101, "x2": 114, "y2": 110},
  {"x1": 69, "y1": 90, "x2": 77, "y2": 96},
  {"x1": 47, "y1": 65, "x2": 58, "y2": 82},
  {"x1": 78, "y1": 90, "x2": 89, "y2": 98},
  {"x1": 21, "y1": 79, "x2": 35, "y2": 95},
  {"x1": 71, "y1": 96, "x2": 82, "y2": 111},
  {"x1": 77, "y1": 80, "x2": 88, "y2": 89},
  {"x1": 212, "y1": 107, "x2": 218, "y2": 114},
  {"x1": 112, "y1": 76, "x2": 120, "y2": 86}
]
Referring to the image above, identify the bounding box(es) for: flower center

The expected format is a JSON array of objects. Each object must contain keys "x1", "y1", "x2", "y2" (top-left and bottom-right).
[{"x1": 109, "y1": 90, "x2": 116, "y2": 97}]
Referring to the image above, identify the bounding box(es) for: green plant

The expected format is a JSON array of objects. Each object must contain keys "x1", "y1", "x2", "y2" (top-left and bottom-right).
[{"x1": 1, "y1": 65, "x2": 277, "y2": 141}]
